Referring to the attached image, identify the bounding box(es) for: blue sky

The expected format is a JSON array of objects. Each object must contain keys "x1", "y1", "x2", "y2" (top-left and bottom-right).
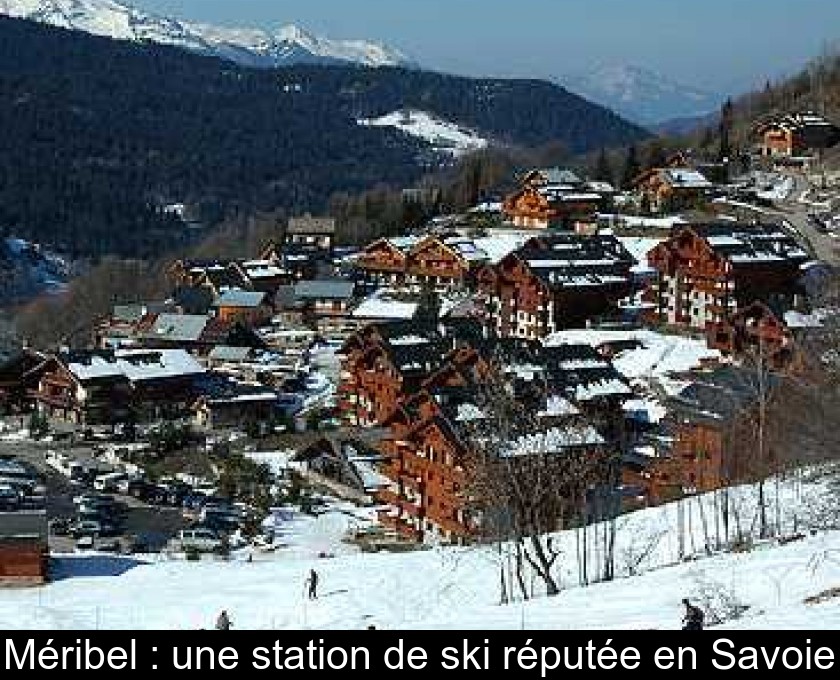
[{"x1": 135, "y1": 0, "x2": 840, "y2": 95}]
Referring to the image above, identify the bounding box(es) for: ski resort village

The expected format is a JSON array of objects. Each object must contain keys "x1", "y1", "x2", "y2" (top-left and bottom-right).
[
  {"x1": 2, "y1": 0, "x2": 840, "y2": 633},
  {"x1": 4, "y1": 121, "x2": 840, "y2": 630}
]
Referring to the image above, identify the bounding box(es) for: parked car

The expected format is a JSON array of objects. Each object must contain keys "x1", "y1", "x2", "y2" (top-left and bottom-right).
[
  {"x1": 94, "y1": 472, "x2": 128, "y2": 493},
  {"x1": 0, "y1": 484, "x2": 20, "y2": 510},
  {"x1": 95, "y1": 539, "x2": 122, "y2": 553},
  {"x1": 70, "y1": 520, "x2": 102, "y2": 538},
  {"x1": 169, "y1": 528, "x2": 226, "y2": 553},
  {"x1": 73, "y1": 492, "x2": 115, "y2": 507},
  {"x1": 48, "y1": 517, "x2": 71, "y2": 536},
  {"x1": 75, "y1": 536, "x2": 95, "y2": 551}
]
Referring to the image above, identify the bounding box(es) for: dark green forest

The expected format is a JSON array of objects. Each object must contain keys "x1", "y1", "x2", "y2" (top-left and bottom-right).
[{"x1": 0, "y1": 16, "x2": 647, "y2": 259}]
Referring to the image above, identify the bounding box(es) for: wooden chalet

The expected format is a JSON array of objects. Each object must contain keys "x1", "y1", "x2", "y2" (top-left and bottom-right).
[
  {"x1": 192, "y1": 374, "x2": 279, "y2": 431},
  {"x1": 754, "y1": 111, "x2": 840, "y2": 158},
  {"x1": 647, "y1": 366, "x2": 783, "y2": 503},
  {"x1": 168, "y1": 260, "x2": 252, "y2": 296},
  {"x1": 213, "y1": 290, "x2": 272, "y2": 327},
  {"x1": 293, "y1": 279, "x2": 356, "y2": 321},
  {"x1": 338, "y1": 321, "x2": 446, "y2": 427},
  {"x1": 707, "y1": 301, "x2": 795, "y2": 368},
  {"x1": 31, "y1": 349, "x2": 205, "y2": 426},
  {"x1": 337, "y1": 319, "x2": 630, "y2": 543},
  {"x1": 646, "y1": 224, "x2": 809, "y2": 332},
  {"x1": 237, "y1": 260, "x2": 295, "y2": 294},
  {"x1": 134, "y1": 313, "x2": 264, "y2": 355},
  {"x1": 353, "y1": 237, "x2": 415, "y2": 286},
  {"x1": 353, "y1": 235, "x2": 480, "y2": 291},
  {"x1": 375, "y1": 341, "x2": 623, "y2": 544},
  {"x1": 632, "y1": 167, "x2": 714, "y2": 214},
  {"x1": 284, "y1": 215, "x2": 336, "y2": 253},
  {"x1": 0, "y1": 349, "x2": 48, "y2": 414},
  {"x1": 503, "y1": 168, "x2": 604, "y2": 230},
  {"x1": 0, "y1": 511, "x2": 48, "y2": 586},
  {"x1": 478, "y1": 234, "x2": 634, "y2": 340}
]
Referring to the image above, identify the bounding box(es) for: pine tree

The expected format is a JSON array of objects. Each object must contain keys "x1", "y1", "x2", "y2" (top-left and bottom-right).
[
  {"x1": 719, "y1": 98, "x2": 734, "y2": 162},
  {"x1": 644, "y1": 140, "x2": 668, "y2": 171},
  {"x1": 594, "y1": 147, "x2": 613, "y2": 184},
  {"x1": 621, "y1": 144, "x2": 641, "y2": 190}
]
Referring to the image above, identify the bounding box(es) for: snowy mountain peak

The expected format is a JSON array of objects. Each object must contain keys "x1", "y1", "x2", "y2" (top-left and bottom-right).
[
  {"x1": 275, "y1": 23, "x2": 312, "y2": 44},
  {"x1": 561, "y1": 62, "x2": 722, "y2": 127},
  {"x1": 0, "y1": 0, "x2": 414, "y2": 68}
]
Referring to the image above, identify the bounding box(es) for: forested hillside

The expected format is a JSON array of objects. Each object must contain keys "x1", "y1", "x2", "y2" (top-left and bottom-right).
[{"x1": 0, "y1": 16, "x2": 647, "y2": 259}]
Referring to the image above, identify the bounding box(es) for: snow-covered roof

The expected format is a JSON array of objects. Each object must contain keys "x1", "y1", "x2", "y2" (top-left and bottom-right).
[
  {"x1": 389, "y1": 335, "x2": 429, "y2": 347},
  {"x1": 623, "y1": 398, "x2": 667, "y2": 424},
  {"x1": 455, "y1": 403, "x2": 487, "y2": 422},
  {"x1": 663, "y1": 168, "x2": 713, "y2": 188},
  {"x1": 352, "y1": 291, "x2": 418, "y2": 320},
  {"x1": 472, "y1": 233, "x2": 531, "y2": 264},
  {"x1": 784, "y1": 310, "x2": 826, "y2": 329},
  {"x1": 215, "y1": 290, "x2": 267, "y2": 308},
  {"x1": 544, "y1": 329, "x2": 722, "y2": 396},
  {"x1": 503, "y1": 426, "x2": 605, "y2": 457},
  {"x1": 537, "y1": 395, "x2": 580, "y2": 418},
  {"x1": 147, "y1": 314, "x2": 210, "y2": 342},
  {"x1": 67, "y1": 349, "x2": 205, "y2": 383},
  {"x1": 573, "y1": 378, "x2": 632, "y2": 401}
]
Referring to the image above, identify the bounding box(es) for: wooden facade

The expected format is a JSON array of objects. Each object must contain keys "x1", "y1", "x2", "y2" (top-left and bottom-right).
[
  {"x1": 479, "y1": 235, "x2": 633, "y2": 340},
  {"x1": 354, "y1": 236, "x2": 471, "y2": 290},
  {"x1": 339, "y1": 321, "x2": 628, "y2": 543},
  {"x1": 754, "y1": 112, "x2": 840, "y2": 158},
  {"x1": 503, "y1": 187, "x2": 600, "y2": 230},
  {"x1": 632, "y1": 167, "x2": 713, "y2": 214},
  {"x1": 646, "y1": 226, "x2": 807, "y2": 332},
  {"x1": 706, "y1": 301, "x2": 795, "y2": 368},
  {"x1": 284, "y1": 215, "x2": 336, "y2": 253},
  {"x1": 31, "y1": 352, "x2": 201, "y2": 426},
  {"x1": 0, "y1": 511, "x2": 48, "y2": 586}
]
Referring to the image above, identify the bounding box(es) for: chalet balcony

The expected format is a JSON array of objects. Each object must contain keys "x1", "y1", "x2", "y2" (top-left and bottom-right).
[
  {"x1": 377, "y1": 514, "x2": 422, "y2": 542},
  {"x1": 376, "y1": 488, "x2": 402, "y2": 507},
  {"x1": 399, "y1": 474, "x2": 423, "y2": 492},
  {"x1": 29, "y1": 390, "x2": 72, "y2": 409}
]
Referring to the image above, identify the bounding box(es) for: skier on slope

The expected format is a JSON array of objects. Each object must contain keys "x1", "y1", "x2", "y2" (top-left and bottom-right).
[
  {"x1": 681, "y1": 598, "x2": 704, "y2": 631},
  {"x1": 306, "y1": 569, "x2": 319, "y2": 600},
  {"x1": 215, "y1": 610, "x2": 232, "y2": 630}
]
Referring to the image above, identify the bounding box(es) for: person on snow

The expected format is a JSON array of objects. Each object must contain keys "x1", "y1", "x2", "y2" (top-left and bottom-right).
[
  {"x1": 306, "y1": 569, "x2": 319, "y2": 599},
  {"x1": 681, "y1": 598, "x2": 704, "y2": 630},
  {"x1": 215, "y1": 610, "x2": 232, "y2": 630}
]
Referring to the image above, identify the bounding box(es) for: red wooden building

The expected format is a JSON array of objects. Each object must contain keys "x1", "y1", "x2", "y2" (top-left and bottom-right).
[
  {"x1": 0, "y1": 511, "x2": 48, "y2": 586},
  {"x1": 478, "y1": 234, "x2": 634, "y2": 340},
  {"x1": 646, "y1": 224, "x2": 808, "y2": 332},
  {"x1": 502, "y1": 168, "x2": 605, "y2": 230}
]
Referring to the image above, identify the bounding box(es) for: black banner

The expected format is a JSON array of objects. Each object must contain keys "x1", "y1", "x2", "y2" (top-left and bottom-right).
[{"x1": 1, "y1": 631, "x2": 837, "y2": 673}]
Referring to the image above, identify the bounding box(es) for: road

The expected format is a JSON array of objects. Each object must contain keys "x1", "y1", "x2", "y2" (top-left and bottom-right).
[{"x1": 772, "y1": 173, "x2": 840, "y2": 266}]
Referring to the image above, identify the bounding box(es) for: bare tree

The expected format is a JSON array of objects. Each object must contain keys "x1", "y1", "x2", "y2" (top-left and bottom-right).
[{"x1": 461, "y1": 376, "x2": 615, "y2": 598}]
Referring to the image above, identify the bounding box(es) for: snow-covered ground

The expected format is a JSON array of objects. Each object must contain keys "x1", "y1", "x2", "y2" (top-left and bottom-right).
[
  {"x1": 358, "y1": 110, "x2": 488, "y2": 157},
  {"x1": 4, "y1": 465, "x2": 840, "y2": 630}
]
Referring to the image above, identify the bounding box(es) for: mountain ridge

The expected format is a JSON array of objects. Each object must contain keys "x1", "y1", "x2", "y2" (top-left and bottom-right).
[
  {"x1": 0, "y1": 0, "x2": 414, "y2": 67},
  {"x1": 561, "y1": 63, "x2": 722, "y2": 127}
]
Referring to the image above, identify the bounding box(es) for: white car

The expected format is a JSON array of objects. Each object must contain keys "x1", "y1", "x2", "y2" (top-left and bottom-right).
[
  {"x1": 70, "y1": 520, "x2": 102, "y2": 538},
  {"x1": 170, "y1": 528, "x2": 225, "y2": 553}
]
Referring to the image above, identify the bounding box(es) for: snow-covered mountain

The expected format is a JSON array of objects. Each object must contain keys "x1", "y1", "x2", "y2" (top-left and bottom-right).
[
  {"x1": 561, "y1": 63, "x2": 722, "y2": 128},
  {"x1": 358, "y1": 110, "x2": 489, "y2": 158},
  {"x1": 0, "y1": 0, "x2": 414, "y2": 68}
]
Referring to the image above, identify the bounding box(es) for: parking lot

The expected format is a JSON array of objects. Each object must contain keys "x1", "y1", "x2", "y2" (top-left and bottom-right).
[{"x1": 0, "y1": 438, "x2": 189, "y2": 553}]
